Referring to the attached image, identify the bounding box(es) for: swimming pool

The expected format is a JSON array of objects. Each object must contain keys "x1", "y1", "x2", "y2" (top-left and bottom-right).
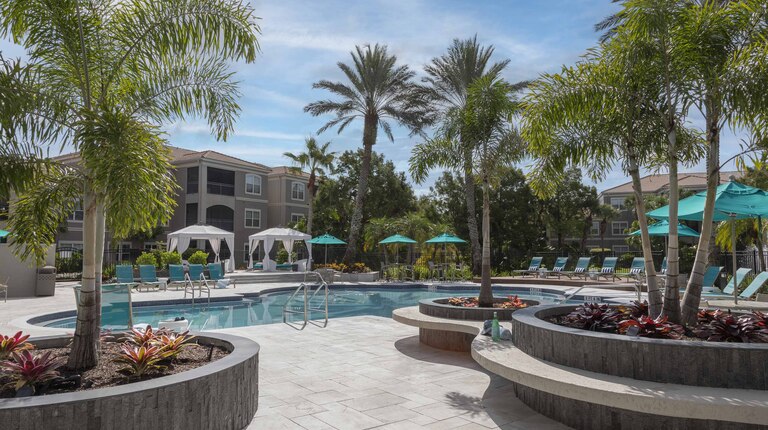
[{"x1": 40, "y1": 286, "x2": 567, "y2": 331}]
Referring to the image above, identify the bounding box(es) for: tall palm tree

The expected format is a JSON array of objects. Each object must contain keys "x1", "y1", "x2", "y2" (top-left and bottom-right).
[
  {"x1": 422, "y1": 36, "x2": 510, "y2": 275},
  {"x1": 284, "y1": 136, "x2": 336, "y2": 235},
  {"x1": 305, "y1": 44, "x2": 432, "y2": 264},
  {"x1": 0, "y1": 0, "x2": 260, "y2": 368},
  {"x1": 412, "y1": 76, "x2": 525, "y2": 307}
]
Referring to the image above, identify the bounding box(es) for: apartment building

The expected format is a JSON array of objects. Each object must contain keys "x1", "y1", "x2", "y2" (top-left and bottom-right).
[
  {"x1": 579, "y1": 172, "x2": 739, "y2": 253},
  {"x1": 55, "y1": 146, "x2": 309, "y2": 266}
]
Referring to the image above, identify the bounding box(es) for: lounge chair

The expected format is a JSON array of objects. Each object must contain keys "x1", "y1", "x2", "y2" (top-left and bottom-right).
[
  {"x1": 138, "y1": 265, "x2": 165, "y2": 292},
  {"x1": 627, "y1": 257, "x2": 645, "y2": 281},
  {"x1": 208, "y1": 263, "x2": 235, "y2": 289},
  {"x1": 115, "y1": 265, "x2": 138, "y2": 289},
  {"x1": 167, "y1": 264, "x2": 187, "y2": 290},
  {"x1": 512, "y1": 257, "x2": 543, "y2": 277},
  {"x1": 700, "y1": 266, "x2": 724, "y2": 292},
  {"x1": 702, "y1": 267, "x2": 752, "y2": 299},
  {"x1": 544, "y1": 257, "x2": 569, "y2": 278},
  {"x1": 276, "y1": 263, "x2": 294, "y2": 271},
  {"x1": 563, "y1": 257, "x2": 591, "y2": 280},
  {"x1": 591, "y1": 257, "x2": 618, "y2": 281},
  {"x1": 252, "y1": 262, "x2": 263, "y2": 270}
]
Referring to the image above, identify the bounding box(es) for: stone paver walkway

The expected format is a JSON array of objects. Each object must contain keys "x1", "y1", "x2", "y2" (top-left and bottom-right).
[{"x1": 222, "y1": 316, "x2": 571, "y2": 430}]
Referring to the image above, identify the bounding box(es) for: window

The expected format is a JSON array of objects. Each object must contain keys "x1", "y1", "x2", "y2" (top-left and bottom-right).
[
  {"x1": 245, "y1": 174, "x2": 262, "y2": 195},
  {"x1": 117, "y1": 242, "x2": 131, "y2": 262},
  {"x1": 187, "y1": 167, "x2": 199, "y2": 194},
  {"x1": 610, "y1": 197, "x2": 625, "y2": 210},
  {"x1": 67, "y1": 200, "x2": 84, "y2": 222},
  {"x1": 144, "y1": 242, "x2": 160, "y2": 252},
  {"x1": 611, "y1": 221, "x2": 628, "y2": 236},
  {"x1": 207, "y1": 167, "x2": 235, "y2": 195},
  {"x1": 290, "y1": 213, "x2": 305, "y2": 224},
  {"x1": 244, "y1": 209, "x2": 261, "y2": 228},
  {"x1": 206, "y1": 205, "x2": 234, "y2": 231},
  {"x1": 243, "y1": 242, "x2": 250, "y2": 263},
  {"x1": 291, "y1": 182, "x2": 305, "y2": 201},
  {"x1": 590, "y1": 221, "x2": 600, "y2": 236},
  {"x1": 185, "y1": 203, "x2": 198, "y2": 226},
  {"x1": 613, "y1": 245, "x2": 630, "y2": 254}
]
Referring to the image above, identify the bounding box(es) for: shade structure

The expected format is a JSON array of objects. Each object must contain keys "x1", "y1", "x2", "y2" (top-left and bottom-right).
[
  {"x1": 308, "y1": 233, "x2": 346, "y2": 265},
  {"x1": 166, "y1": 224, "x2": 235, "y2": 272},
  {"x1": 248, "y1": 227, "x2": 312, "y2": 271},
  {"x1": 629, "y1": 220, "x2": 700, "y2": 238},
  {"x1": 424, "y1": 233, "x2": 468, "y2": 244},
  {"x1": 379, "y1": 234, "x2": 417, "y2": 264},
  {"x1": 0, "y1": 229, "x2": 8, "y2": 238},
  {"x1": 646, "y1": 178, "x2": 768, "y2": 303}
]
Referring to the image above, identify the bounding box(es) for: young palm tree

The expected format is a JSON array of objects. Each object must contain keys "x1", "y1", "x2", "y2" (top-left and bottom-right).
[
  {"x1": 305, "y1": 44, "x2": 432, "y2": 264},
  {"x1": 0, "y1": 0, "x2": 260, "y2": 368},
  {"x1": 284, "y1": 136, "x2": 336, "y2": 235},
  {"x1": 411, "y1": 76, "x2": 525, "y2": 307},
  {"x1": 422, "y1": 36, "x2": 510, "y2": 275}
]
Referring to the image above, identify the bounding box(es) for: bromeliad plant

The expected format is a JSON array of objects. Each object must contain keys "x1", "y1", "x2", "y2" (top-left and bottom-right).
[
  {"x1": 564, "y1": 303, "x2": 621, "y2": 333},
  {"x1": 0, "y1": 331, "x2": 32, "y2": 360},
  {"x1": 693, "y1": 310, "x2": 768, "y2": 343},
  {"x1": 116, "y1": 344, "x2": 172, "y2": 378},
  {"x1": 617, "y1": 316, "x2": 685, "y2": 340},
  {"x1": 124, "y1": 325, "x2": 159, "y2": 347},
  {"x1": 1, "y1": 350, "x2": 65, "y2": 393},
  {"x1": 153, "y1": 331, "x2": 196, "y2": 361}
]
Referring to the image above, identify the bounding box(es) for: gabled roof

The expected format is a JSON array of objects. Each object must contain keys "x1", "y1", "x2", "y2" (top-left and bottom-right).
[{"x1": 601, "y1": 171, "x2": 740, "y2": 195}]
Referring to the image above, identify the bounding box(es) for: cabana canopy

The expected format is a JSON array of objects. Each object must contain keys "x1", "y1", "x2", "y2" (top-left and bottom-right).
[
  {"x1": 166, "y1": 224, "x2": 235, "y2": 272},
  {"x1": 248, "y1": 227, "x2": 312, "y2": 271}
]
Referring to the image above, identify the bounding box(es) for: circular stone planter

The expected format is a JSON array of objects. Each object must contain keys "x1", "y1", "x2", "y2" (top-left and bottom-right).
[
  {"x1": 0, "y1": 332, "x2": 260, "y2": 430},
  {"x1": 512, "y1": 304, "x2": 768, "y2": 389},
  {"x1": 419, "y1": 297, "x2": 540, "y2": 321}
]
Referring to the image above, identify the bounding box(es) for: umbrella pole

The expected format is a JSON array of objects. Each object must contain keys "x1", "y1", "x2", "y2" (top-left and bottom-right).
[
  {"x1": 732, "y1": 215, "x2": 739, "y2": 304},
  {"x1": 325, "y1": 244, "x2": 328, "y2": 265}
]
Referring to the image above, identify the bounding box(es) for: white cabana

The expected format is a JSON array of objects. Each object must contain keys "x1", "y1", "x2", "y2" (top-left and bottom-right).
[
  {"x1": 248, "y1": 227, "x2": 312, "y2": 271},
  {"x1": 166, "y1": 224, "x2": 235, "y2": 272}
]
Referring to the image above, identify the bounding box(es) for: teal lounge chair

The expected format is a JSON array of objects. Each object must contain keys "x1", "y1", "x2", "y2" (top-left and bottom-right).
[
  {"x1": 512, "y1": 257, "x2": 543, "y2": 277},
  {"x1": 167, "y1": 264, "x2": 186, "y2": 290},
  {"x1": 276, "y1": 263, "x2": 294, "y2": 271},
  {"x1": 591, "y1": 257, "x2": 618, "y2": 281},
  {"x1": 253, "y1": 262, "x2": 263, "y2": 270},
  {"x1": 184, "y1": 264, "x2": 211, "y2": 301},
  {"x1": 544, "y1": 257, "x2": 569, "y2": 278},
  {"x1": 208, "y1": 263, "x2": 235, "y2": 289},
  {"x1": 138, "y1": 265, "x2": 164, "y2": 292},
  {"x1": 736, "y1": 272, "x2": 768, "y2": 300},
  {"x1": 722, "y1": 268, "x2": 753, "y2": 296},
  {"x1": 627, "y1": 257, "x2": 645, "y2": 281},
  {"x1": 564, "y1": 257, "x2": 591, "y2": 280},
  {"x1": 115, "y1": 265, "x2": 138, "y2": 289},
  {"x1": 701, "y1": 266, "x2": 724, "y2": 292}
]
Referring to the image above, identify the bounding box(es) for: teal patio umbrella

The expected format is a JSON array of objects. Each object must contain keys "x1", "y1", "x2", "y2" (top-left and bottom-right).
[
  {"x1": 308, "y1": 233, "x2": 346, "y2": 265},
  {"x1": 424, "y1": 233, "x2": 467, "y2": 269},
  {"x1": 629, "y1": 220, "x2": 700, "y2": 238},
  {"x1": 0, "y1": 229, "x2": 8, "y2": 243},
  {"x1": 647, "y1": 178, "x2": 768, "y2": 303},
  {"x1": 379, "y1": 234, "x2": 417, "y2": 264}
]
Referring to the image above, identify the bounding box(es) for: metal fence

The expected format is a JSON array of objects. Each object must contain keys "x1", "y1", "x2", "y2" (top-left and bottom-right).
[{"x1": 719, "y1": 250, "x2": 768, "y2": 274}]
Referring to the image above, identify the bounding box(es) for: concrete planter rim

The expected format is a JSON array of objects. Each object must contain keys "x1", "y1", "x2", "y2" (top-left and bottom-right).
[
  {"x1": 0, "y1": 331, "x2": 260, "y2": 409},
  {"x1": 419, "y1": 297, "x2": 540, "y2": 309},
  {"x1": 515, "y1": 304, "x2": 768, "y2": 351}
]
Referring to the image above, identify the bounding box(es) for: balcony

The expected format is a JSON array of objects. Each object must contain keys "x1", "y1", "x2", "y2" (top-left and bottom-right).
[
  {"x1": 207, "y1": 181, "x2": 235, "y2": 196},
  {"x1": 206, "y1": 217, "x2": 234, "y2": 232}
]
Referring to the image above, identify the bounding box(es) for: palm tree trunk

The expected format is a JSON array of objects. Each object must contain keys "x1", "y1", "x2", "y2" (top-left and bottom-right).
[
  {"x1": 67, "y1": 188, "x2": 98, "y2": 369},
  {"x1": 479, "y1": 173, "x2": 493, "y2": 307},
  {"x1": 463, "y1": 158, "x2": 482, "y2": 275},
  {"x1": 628, "y1": 161, "x2": 662, "y2": 317},
  {"x1": 343, "y1": 115, "x2": 377, "y2": 264},
  {"x1": 662, "y1": 125, "x2": 681, "y2": 322},
  {"x1": 681, "y1": 104, "x2": 721, "y2": 324},
  {"x1": 92, "y1": 201, "x2": 105, "y2": 345}
]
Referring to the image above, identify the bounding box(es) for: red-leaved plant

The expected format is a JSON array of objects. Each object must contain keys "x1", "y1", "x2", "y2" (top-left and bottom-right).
[
  {"x1": 116, "y1": 344, "x2": 172, "y2": 377},
  {"x1": 124, "y1": 325, "x2": 159, "y2": 347},
  {"x1": 694, "y1": 311, "x2": 768, "y2": 343},
  {"x1": 564, "y1": 303, "x2": 621, "y2": 333},
  {"x1": 1, "y1": 350, "x2": 65, "y2": 393},
  {"x1": 152, "y1": 331, "x2": 196, "y2": 361},
  {"x1": 618, "y1": 315, "x2": 684, "y2": 339},
  {"x1": 0, "y1": 331, "x2": 33, "y2": 360}
]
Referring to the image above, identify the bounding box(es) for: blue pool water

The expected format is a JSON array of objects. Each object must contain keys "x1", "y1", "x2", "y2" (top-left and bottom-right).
[{"x1": 41, "y1": 286, "x2": 566, "y2": 331}]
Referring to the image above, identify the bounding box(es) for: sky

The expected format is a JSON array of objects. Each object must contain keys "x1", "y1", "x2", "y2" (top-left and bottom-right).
[{"x1": 0, "y1": 0, "x2": 745, "y2": 194}]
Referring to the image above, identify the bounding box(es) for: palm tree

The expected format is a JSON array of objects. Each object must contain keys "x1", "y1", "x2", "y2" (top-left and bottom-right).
[
  {"x1": 412, "y1": 76, "x2": 525, "y2": 307},
  {"x1": 422, "y1": 36, "x2": 510, "y2": 275},
  {"x1": 284, "y1": 137, "x2": 336, "y2": 235},
  {"x1": 305, "y1": 44, "x2": 432, "y2": 264},
  {"x1": 0, "y1": 0, "x2": 260, "y2": 368}
]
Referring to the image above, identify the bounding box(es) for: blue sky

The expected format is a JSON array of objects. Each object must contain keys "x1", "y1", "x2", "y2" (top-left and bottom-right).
[{"x1": 1, "y1": 0, "x2": 744, "y2": 193}]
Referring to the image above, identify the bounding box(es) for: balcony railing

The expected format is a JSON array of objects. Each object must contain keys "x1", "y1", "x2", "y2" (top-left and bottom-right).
[{"x1": 207, "y1": 181, "x2": 234, "y2": 196}]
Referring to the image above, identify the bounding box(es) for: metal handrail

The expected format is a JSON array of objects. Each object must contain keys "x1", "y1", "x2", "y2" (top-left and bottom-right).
[{"x1": 283, "y1": 271, "x2": 329, "y2": 329}]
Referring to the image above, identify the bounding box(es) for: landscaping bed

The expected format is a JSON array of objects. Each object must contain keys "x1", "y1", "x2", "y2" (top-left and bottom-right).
[{"x1": 419, "y1": 296, "x2": 538, "y2": 321}]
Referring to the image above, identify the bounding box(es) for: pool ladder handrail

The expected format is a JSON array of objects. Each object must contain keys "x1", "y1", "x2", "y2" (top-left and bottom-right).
[
  {"x1": 183, "y1": 272, "x2": 211, "y2": 305},
  {"x1": 283, "y1": 271, "x2": 329, "y2": 329}
]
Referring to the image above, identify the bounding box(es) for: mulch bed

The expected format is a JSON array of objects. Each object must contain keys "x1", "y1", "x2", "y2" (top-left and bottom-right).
[{"x1": 0, "y1": 341, "x2": 229, "y2": 398}]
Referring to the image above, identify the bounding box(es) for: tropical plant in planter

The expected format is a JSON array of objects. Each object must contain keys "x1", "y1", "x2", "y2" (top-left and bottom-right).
[
  {"x1": 446, "y1": 295, "x2": 528, "y2": 309},
  {"x1": 116, "y1": 344, "x2": 171, "y2": 378},
  {"x1": 693, "y1": 310, "x2": 768, "y2": 343},
  {"x1": 0, "y1": 331, "x2": 32, "y2": 360},
  {"x1": 564, "y1": 303, "x2": 621, "y2": 333},
  {"x1": 1, "y1": 350, "x2": 65, "y2": 394},
  {"x1": 617, "y1": 316, "x2": 684, "y2": 339}
]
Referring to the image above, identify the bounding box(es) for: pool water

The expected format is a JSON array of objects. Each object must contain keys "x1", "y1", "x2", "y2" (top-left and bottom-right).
[{"x1": 42, "y1": 287, "x2": 565, "y2": 331}]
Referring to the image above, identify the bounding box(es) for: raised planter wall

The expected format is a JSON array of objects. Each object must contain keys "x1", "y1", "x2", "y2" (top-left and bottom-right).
[
  {"x1": 0, "y1": 333, "x2": 260, "y2": 430},
  {"x1": 512, "y1": 305, "x2": 768, "y2": 389},
  {"x1": 419, "y1": 298, "x2": 539, "y2": 321}
]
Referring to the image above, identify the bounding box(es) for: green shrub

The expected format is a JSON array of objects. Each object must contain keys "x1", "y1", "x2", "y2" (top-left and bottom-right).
[
  {"x1": 181, "y1": 248, "x2": 198, "y2": 259},
  {"x1": 187, "y1": 250, "x2": 209, "y2": 265},
  {"x1": 102, "y1": 265, "x2": 116, "y2": 281},
  {"x1": 276, "y1": 247, "x2": 288, "y2": 264},
  {"x1": 160, "y1": 251, "x2": 182, "y2": 268},
  {"x1": 135, "y1": 252, "x2": 158, "y2": 267},
  {"x1": 618, "y1": 253, "x2": 635, "y2": 268}
]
